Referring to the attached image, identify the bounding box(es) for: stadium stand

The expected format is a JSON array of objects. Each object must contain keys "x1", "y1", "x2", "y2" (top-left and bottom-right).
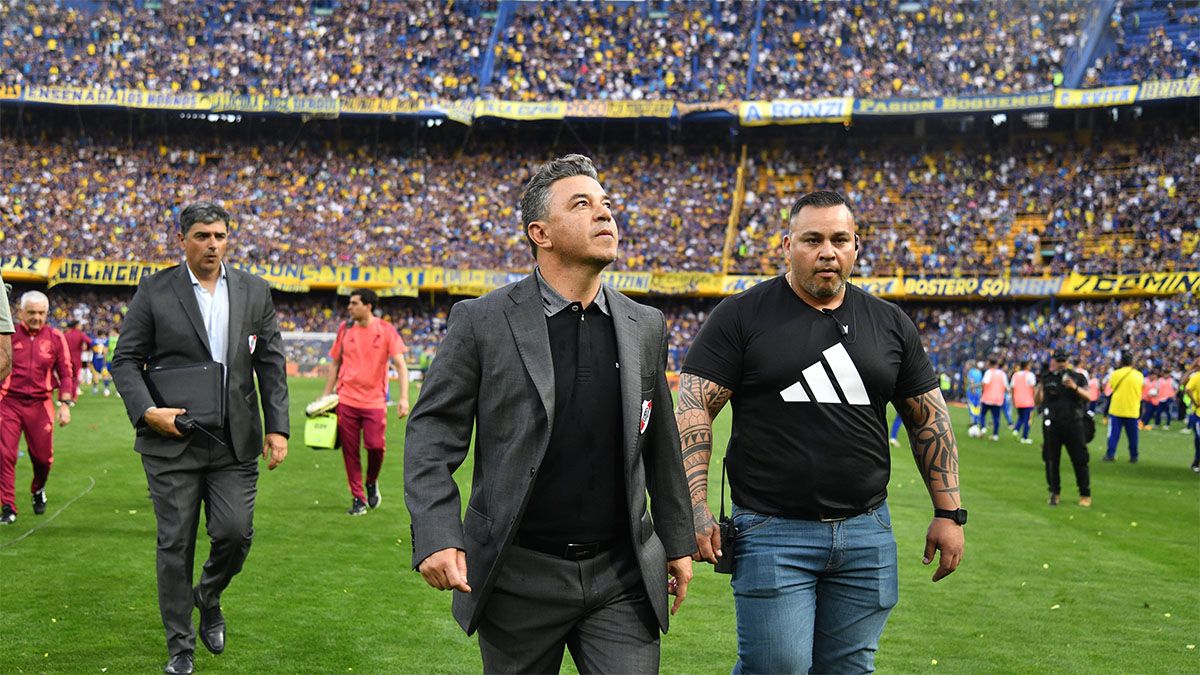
[
  {"x1": 733, "y1": 129, "x2": 1200, "y2": 276},
  {"x1": 1, "y1": 0, "x2": 1196, "y2": 411},
  {"x1": 0, "y1": 131, "x2": 733, "y2": 271},
  {"x1": 753, "y1": 0, "x2": 1085, "y2": 99},
  {"x1": 7, "y1": 0, "x2": 1172, "y2": 99},
  {"x1": 484, "y1": 1, "x2": 754, "y2": 101},
  {"x1": 0, "y1": 0, "x2": 495, "y2": 97},
  {"x1": 1085, "y1": 0, "x2": 1200, "y2": 86}
]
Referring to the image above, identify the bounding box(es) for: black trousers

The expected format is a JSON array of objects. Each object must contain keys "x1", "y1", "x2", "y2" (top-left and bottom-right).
[
  {"x1": 1043, "y1": 418, "x2": 1090, "y2": 497},
  {"x1": 142, "y1": 434, "x2": 258, "y2": 657},
  {"x1": 476, "y1": 543, "x2": 660, "y2": 674}
]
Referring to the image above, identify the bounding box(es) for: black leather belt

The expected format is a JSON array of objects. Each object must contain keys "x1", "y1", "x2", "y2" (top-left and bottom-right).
[{"x1": 515, "y1": 535, "x2": 617, "y2": 561}]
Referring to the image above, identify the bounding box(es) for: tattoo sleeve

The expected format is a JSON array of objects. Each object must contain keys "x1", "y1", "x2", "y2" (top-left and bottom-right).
[
  {"x1": 675, "y1": 373, "x2": 733, "y2": 510},
  {"x1": 896, "y1": 388, "x2": 961, "y2": 508}
]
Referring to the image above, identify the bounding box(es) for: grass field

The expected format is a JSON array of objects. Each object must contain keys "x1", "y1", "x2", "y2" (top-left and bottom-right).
[{"x1": 1, "y1": 377, "x2": 1197, "y2": 674}]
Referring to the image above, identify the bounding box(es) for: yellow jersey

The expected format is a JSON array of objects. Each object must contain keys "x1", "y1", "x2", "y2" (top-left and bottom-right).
[{"x1": 1107, "y1": 366, "x2": 1145, "y2": 418}]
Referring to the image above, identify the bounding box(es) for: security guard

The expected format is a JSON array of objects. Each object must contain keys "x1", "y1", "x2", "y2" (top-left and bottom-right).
[{"x1": 1037, "y1": 348, "x2": 1092, "y2": 507}]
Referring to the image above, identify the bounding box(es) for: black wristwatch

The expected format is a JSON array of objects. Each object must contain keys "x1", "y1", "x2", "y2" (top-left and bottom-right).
[{"x1": 934, "y1": 508, "x2": 968, "y2": 525}]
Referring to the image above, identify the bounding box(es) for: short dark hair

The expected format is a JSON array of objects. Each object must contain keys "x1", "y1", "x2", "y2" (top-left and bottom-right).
[
  {"x1": 1119, "y1": 352, "x2": 1133, "y2": 367},
  {"x1": 520, "y1": 154, "x2": 600, "y2": 259},
  {"x1": 350, "y1": 288, "x2": 378, "y2": 309},
  {"x1": 179, "y1": 201, "x2": 230, "y2": 234},
  {"x1": 787, "y1": 190, "x2": 848, "y2": 226}
]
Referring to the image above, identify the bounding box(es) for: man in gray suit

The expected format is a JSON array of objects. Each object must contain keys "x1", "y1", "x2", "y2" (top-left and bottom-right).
[
  {"x1": 112, "y1": 201, "x2": 290, "y2": 675},
  {"x1": 404, "y1": 154, "x2": 694, "y2": 673}
]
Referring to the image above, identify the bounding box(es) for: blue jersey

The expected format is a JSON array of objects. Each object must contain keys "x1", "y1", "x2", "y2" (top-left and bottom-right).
[
  {"x1": 967, "y1": 368, "x2": 984, "y2": 398},
  {"x1": 92, "y1": 336, "x2": 109, "y2": 369}
]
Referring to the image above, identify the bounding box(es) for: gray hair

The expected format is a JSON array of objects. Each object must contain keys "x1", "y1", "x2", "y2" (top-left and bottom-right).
[
  {"x1": 519, "y1": 154, "x2": 599, "y2": 259},
  {"x1": 179, "y1": 200, "x2": 231, "y2": 234},
  {"x1": 19, "y1": 290, "x2": 49, "y2": 309}
]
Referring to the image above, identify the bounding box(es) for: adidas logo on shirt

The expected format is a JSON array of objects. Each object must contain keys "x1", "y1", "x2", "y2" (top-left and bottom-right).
[{"x1": 779, "y1": 343, "x2": 870, "y2": 405}]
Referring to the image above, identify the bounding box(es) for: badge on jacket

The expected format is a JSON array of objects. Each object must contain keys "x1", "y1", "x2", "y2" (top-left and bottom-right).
[
  {"x1": 248, "y1": 335, "x2": 258, "y2": 355},
  {"x1": 639, "y1": 399, "x2": 652, "y2": 435}
]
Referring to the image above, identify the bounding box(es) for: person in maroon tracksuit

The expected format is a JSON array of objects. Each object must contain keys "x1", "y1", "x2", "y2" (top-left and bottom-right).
[
  {"x1": 63, "y1": 319, "x2": 93, "y2": 398},
  {"x1": 0, "y1": 290, "x2": 75, "y2": 524}
]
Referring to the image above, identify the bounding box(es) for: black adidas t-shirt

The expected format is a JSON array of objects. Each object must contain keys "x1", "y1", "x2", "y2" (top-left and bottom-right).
[{"x1": 683, "y1": 277, "x2": 938, "y2": 518}]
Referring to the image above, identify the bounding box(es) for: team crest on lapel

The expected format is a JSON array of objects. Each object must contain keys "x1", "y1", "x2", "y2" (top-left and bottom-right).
[
  {"x1": 248, "y1": 334, "x2": 258, "y2": 354},
  {"x1": 639, "y1": 399, "x2": 652, "y2": 435}
]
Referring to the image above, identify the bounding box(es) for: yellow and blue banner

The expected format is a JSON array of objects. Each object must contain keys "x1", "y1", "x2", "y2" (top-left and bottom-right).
[{"x1": 739, "y1": 97, "x2": 853, "y2": 126}]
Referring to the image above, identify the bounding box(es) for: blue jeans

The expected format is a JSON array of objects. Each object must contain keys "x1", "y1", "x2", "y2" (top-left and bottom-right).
[{"x1": 730, "y1": 502, "x2": 898, "y2": 674}]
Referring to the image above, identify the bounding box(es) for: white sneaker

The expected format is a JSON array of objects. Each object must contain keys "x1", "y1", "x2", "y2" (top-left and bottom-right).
[
  {"x1": 991, "y1": 435, "x2": 999, "y2": 441},
  {"x1": 889, "y1": 438, "x2": 900, "y2": 447},
  {"x1": 1021, "y1": 438, "x2": 1033, "y2": 445}
]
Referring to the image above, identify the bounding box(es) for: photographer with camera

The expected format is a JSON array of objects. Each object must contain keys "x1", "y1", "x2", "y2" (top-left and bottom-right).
[{"x1": 1037, "y1": 348, "x2": 1093, "y2": 507}]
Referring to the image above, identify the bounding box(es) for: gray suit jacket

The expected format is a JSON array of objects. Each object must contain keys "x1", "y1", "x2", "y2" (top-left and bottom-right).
[
  {"x1": 111, "y1": 264, "x2": 290, "y2": 463},
  {"x1": 404, "y1": 274, "x2": 694, "y2": 635}
]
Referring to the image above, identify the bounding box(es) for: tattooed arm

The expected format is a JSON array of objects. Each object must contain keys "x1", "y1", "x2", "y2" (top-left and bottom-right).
[
  {"x1": 896, "y1": 387, "x2": 965, "y2": 582},
  {"x1": 675, "y1": 372, "x2": 733, "y2": 564}
]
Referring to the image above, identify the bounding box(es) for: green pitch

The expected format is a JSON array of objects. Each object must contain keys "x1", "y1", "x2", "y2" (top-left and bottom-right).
[{"x1": 1, "y1": 378, "x2": 1196, "y2": 673}]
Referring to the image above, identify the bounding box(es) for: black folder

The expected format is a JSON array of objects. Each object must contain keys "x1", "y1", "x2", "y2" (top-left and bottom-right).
[{"x1": 143, "y1": 362, "x2": 226, "y2": 430}]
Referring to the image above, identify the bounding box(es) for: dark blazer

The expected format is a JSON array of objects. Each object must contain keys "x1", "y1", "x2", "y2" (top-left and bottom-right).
[
  {"x1": 111, "y1": 264, "x2": 290, "y2": 462},
  {"x1": 404, "y1": 274, "x2": 694, "y2": 635}
]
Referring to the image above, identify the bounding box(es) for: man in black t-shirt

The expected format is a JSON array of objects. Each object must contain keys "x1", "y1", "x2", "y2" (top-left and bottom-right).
[
  {"x1": 1037, "y1": 348, "x2": 1092, "y2": 507},
  {"x1": 677, "y1": 190, "x2": 965, "y2": 674}
]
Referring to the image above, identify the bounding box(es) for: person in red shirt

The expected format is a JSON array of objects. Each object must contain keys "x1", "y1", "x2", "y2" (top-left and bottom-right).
[
  {"x1": 321, "y1": 289, "x2": 409, "y2": 515},
  {"x1": 0, "y1": 291, "x2": 74, "y2": 524},
  {"x1": 63, "y1": 319, "x2": 93, "y2": 398}
]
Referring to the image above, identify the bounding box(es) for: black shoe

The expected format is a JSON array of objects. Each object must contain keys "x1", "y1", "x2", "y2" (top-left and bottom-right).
[
  {"x1": 1130, "y1": 457, "x2": 1139, "y2": 464},
  {"x1": 1102, "y1": 455, "x2": 1115, "y2": 462},
  {"x1": 0, "y1": 504, "x2": 15, "y2": 525},
  {"x1": 164, "y1": 652, "x2": 194, "y2": 674},
  {"x1": 366, "y1": 483, "x2": 381, "y2": 509},
  {"x1": 194, "y1": 587, "x2": 225, "y2": 655},
  {"x1": 32, "y1": 489, "x2": 46, "y2": 515},
  {"x1": 348, "y1": 497, "x2": 367, "y2": 516}
]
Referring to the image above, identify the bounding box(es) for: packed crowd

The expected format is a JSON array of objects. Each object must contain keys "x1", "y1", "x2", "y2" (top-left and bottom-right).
[
  {"x1": 733, "y1": 130, "x2": 1200, "y2": 276},
  {"x1": 484, "y1": 1, "x2": 753, "y2": 102},
  {"x1": 0, "y1": 0, "x2": 493, "y2": 98},
  {"x1": 753, "y1": 0, "x2": 1084, "y2": 100},
  {"x1": 5, "y1": 0, "x2": 1167, "y2": 103},
  {"x1": 1085, "y1": 0, "x2": 1200, "y2": 86},
  {"x1": 16, "y1": 286, "x2": 1196, "y2": 397},
  {"x1": 4, "y1": 120, "x2": 1196, "y2": 278},
  {"x1": 0, "y1": 133, "x2": 733, "y2": 272}
]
